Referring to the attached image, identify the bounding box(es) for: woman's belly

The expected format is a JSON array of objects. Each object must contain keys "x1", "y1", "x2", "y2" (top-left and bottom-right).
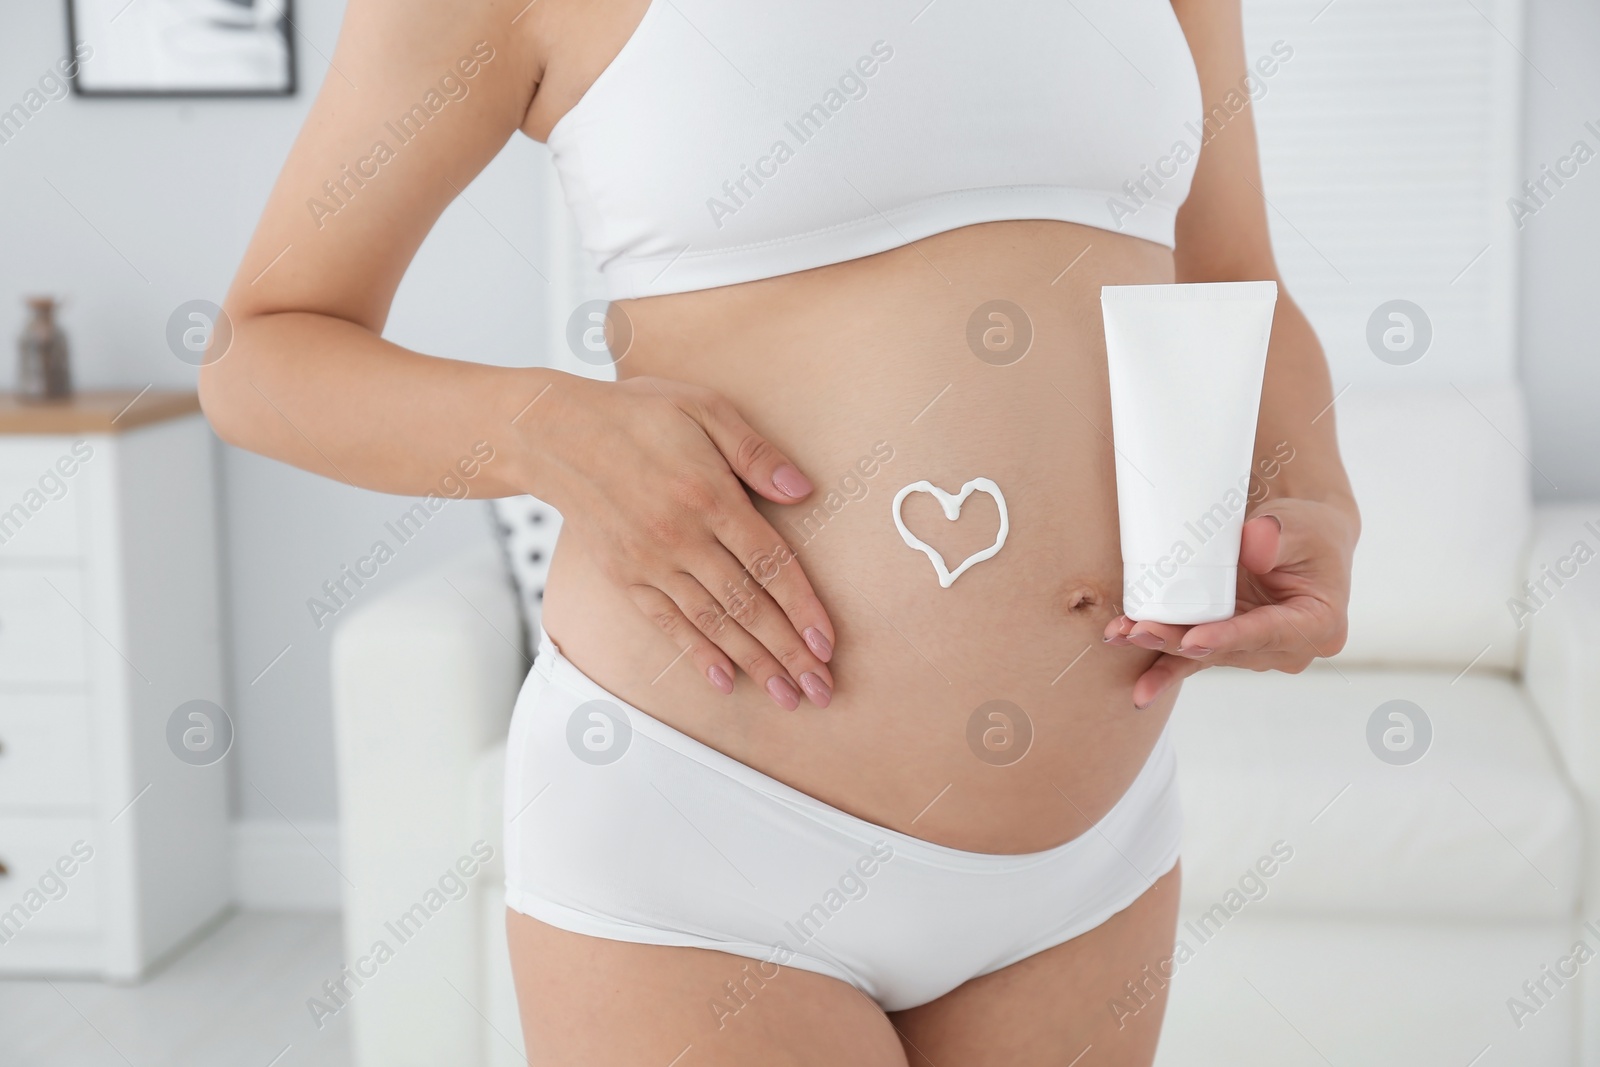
[{"x1": 540, "y1": 219, "x2": 1178, "y2": 853}]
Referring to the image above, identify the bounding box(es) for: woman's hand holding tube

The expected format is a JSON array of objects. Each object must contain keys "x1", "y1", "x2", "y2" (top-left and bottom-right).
[
  {"x1": 1102, "y1": 500, "x2": 1359, "y2": 709},
  {"x1": 533, "y1": 374, "x2": 836, "y2": 710}
]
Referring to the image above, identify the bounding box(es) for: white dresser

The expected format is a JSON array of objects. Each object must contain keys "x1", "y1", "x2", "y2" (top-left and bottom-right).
[{"x1": 0, "y1": 390, "x2": 230, "y2": 980}]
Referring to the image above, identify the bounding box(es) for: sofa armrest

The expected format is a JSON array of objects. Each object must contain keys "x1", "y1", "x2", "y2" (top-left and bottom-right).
[
  {"x1": 1521, "y1": 503, "x2": 1600, "y2": 1066},
  {"x1": 1522, "y1": 503, "x2": 1600, "y2": 791},
  {"x1": 330, "y1": 545, "x2": 528, "y2": 1067}
]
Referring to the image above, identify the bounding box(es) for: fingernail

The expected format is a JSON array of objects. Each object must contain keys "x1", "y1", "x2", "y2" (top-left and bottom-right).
[
  {"x1": 1266, "y1": 514, "x2": 1282, "y2": 532},
  {"x1": 1107, "y1": 633, "x2": 1132, "y2": 646},
  {"x1": 1134, "y1": 692, "x2": 1158, "y2": 710},
  {"x1": 772, "y1": 464, "x2": 813, "y2": 499},
  {"x1": 1180, "y1": 646, "x2": 1213, "y2": 658},
  {"x1": 707, "y1": 664, "x2": 734, "y2": 694},
  {"x1": 799, "y1": 672, "x2": 832, "y2": 708},
  {"x1": 804, "y1": 626, "x2": 833, "y2": 661},
  {"x1": 766, "y1": 675, "x2": 801, "y2": 710},
  {"x1": 1129, "y1": 632, "x2": 1166, "y2": 651}
]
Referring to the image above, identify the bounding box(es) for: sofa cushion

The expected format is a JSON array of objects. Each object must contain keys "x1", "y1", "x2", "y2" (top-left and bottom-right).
[
  {"x1": 1172, "y1": 666, "x2": 1579, "y2": 920},
  {"x1": 1329, "y1": 383, "x2": 1531, "y2": 671},
  {"x1": 1156, "y1": 915, "x2": 1576, "y2": 1067}
]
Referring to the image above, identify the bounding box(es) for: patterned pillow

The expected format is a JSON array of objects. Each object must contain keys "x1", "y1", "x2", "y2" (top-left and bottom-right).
[{"x1": 489, "y1": 495, "x2": 563, "y2": 663}]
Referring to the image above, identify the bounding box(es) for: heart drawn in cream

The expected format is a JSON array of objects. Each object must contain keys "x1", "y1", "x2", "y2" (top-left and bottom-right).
[{"x1": 891, "y1": 477, "x2": 1010, "y2": 589}]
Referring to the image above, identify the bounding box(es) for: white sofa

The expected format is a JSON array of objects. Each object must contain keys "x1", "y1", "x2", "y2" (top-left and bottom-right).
[{"x1": 330, "y1": 378, "x2": 1600, "y2": 1066}]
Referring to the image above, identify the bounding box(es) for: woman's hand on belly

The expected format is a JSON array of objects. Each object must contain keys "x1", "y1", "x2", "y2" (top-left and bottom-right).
[
  {"x1": 534, "y1": 374, "x2": 837, "y2": 709},
  {"x1": 1106, "y1": 500, "x2": 1359, "y2": 707}
]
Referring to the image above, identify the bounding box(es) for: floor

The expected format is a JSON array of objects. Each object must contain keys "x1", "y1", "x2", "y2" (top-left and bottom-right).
[{"x1": 0, "y1": 911, "x2": 352, "y2": 1067}]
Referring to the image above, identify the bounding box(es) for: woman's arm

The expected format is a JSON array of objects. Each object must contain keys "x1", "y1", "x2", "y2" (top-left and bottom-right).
[
  {"x1": 202, "y1": 0, "x2": 549, "y2": 496},
  {"x1": 1105, "y1": 0, "x2": 1361, "y2": 702},
  {"x1": 1169, "y1": 0, "x2": 1356, "y2": 517},
  {"x1": 200, "y1": 0, "x2": 838, "y2": 708}
]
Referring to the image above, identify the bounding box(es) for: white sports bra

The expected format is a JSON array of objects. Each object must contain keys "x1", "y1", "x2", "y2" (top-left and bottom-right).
[{"x1": 546, "y1": 0, "x2": 1203, "y2": 300}]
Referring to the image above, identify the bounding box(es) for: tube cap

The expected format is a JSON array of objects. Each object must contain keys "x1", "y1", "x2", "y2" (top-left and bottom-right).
[{"x1": 1123, "y1": 563, "x2": 1238, "y2": 625}]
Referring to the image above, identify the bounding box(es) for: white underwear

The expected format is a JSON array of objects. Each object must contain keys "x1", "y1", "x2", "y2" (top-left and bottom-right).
[{"x1": 503, "y1": 628, "x2": 1183, "y2": 1012}]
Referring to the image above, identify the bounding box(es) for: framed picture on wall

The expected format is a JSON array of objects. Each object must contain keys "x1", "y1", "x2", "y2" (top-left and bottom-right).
[{"x1": 66, "y1": 0, "x2": 297, "y2": 98}]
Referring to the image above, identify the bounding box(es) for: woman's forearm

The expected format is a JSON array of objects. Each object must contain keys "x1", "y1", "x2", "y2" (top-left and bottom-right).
[
  {"x1": 1252, "y1": 294, "x2": 1359, "y2": 521},
  {"x1": 199, "y1": 310, "x2": 568, "y2": 500}
]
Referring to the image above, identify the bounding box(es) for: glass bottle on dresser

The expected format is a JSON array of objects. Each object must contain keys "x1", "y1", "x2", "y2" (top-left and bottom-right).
[{"x1": 17, "y1": 295, "x2": 73, "y2": 401}]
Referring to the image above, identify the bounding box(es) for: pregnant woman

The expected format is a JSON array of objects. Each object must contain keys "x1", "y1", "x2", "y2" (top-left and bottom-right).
[{"x1": 202, "y1": 0, "x2": 1358, "y2": 1062}]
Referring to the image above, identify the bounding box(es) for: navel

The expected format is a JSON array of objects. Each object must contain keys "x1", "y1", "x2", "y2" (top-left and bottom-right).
[{"x1": 1060, "y1": 582, "x2": 1105, "y2": 616}]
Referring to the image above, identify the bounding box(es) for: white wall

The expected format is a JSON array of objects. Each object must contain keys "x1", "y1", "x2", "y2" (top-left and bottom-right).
[
  {"x1": 1, "y1": 0, "x2": 1595, "y2": 826},
  {"x1": 1518, "y1": 0, "x2": 1600, "y2": 497}
]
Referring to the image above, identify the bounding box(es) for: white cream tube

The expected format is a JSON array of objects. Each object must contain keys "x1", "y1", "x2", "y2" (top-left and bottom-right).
[{"x1": 1101, "y1": 280, "x2": 1278, "y2": 624}]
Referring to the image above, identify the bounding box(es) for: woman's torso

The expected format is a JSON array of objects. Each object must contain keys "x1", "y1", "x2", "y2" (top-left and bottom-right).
[{"x1": 522, "y1": 0, "x2": 1199, "y2": 854}]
